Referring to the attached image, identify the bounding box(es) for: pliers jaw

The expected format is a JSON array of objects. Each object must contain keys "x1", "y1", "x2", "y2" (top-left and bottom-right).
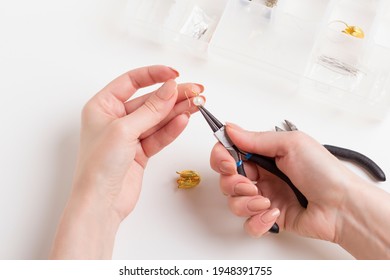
[
  {"x1": 197, "y1": 105, "x2": 223, "y2": 133},
  {"x1": 197, "y1": 105, "x2": 246, "y2": 173},
  {"x1": 198, "y1": 105, "x2": 242, "y2": 165}
]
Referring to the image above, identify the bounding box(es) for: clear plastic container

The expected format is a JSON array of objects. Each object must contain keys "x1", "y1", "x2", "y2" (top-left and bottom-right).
[
  {"x1": 302, "y1": 0, "x2": 390, "y2": 119},
  {"x1": 125, "y1": 0, "x2": 390, "y2": 118},
  {"x1": 209, "y1": 0, "x2": 331, "y2": 76},
  {"x1": 126, "y1": 0, "x2": 176, "y2": 43},
  {"x1": 126, "y1": 0, "x2": 227, "y2": 57}
]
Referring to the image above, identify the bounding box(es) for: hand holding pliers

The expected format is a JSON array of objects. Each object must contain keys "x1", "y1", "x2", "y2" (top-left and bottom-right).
[{"x1": 197, "y1": 105, "x2": 386, "y2": 234}]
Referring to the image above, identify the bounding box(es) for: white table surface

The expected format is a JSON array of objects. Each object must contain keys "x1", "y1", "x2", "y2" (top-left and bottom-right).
[{"x1": 1, "y1": 0, "x2": 389, "y2": 260}]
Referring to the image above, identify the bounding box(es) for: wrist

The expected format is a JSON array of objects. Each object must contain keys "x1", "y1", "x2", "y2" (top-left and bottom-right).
[
  {"x1": 334, "y1": 176, "x2": 390, "y2": 259},
  {"x1": 50, "y1": 186, "x2": 122, "y2": 259}
]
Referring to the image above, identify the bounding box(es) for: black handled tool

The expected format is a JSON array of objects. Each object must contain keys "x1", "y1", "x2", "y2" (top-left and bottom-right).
[{"x1": 278, "y1": 120, "x2": 386, "y2": 182}]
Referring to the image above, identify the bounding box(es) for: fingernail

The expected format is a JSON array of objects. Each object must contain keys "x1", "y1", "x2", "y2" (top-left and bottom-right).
[
  {"x1": 192, "y1": 83, "x2": 204, "y2": 93},
  {"x1": 234, "y1": 183, "x2": 258, "y2": 196},
  {"x1": 261, "y1": 208, "x2": 280, "y2": 223},
  {"x1": 220, "y1": 161, "x2": 236, "y2": 175},
  {"x1": 169, "y1": 67, "x2": 180, "y2": 77},
  {"x1": 157, "y1": 80, "x2": 176, "y2": 100},
  {"x1": 247, "y1": 197, "x2": 271, "y2": 212},
  {"x1": 226, "y1": 122, "x2": 244, "y2": 131},
  {"x1": 183, "y1": 111, "x2": 191, "y2": 118}
]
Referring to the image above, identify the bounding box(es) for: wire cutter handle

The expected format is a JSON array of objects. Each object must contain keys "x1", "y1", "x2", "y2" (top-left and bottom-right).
[{"x1": 324, "y1": 145, "x2": 386, "y2": 181}]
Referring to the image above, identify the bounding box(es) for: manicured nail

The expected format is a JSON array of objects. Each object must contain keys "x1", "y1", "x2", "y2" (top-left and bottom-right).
[
  {"x1": 247, "y1": 197, "x2": 271, "y2": 212},
  {"x1": 192, "y1": 83, "x2": 204, "y2": 93},
  {"x1": 183, "y1": 111, "x2": 191, "y2": 118},
  {"x1": 169, "y1": 67, "x2": 180, "y2": 77},
  {"x1": 220, "y1": 161, "x2": 236, "y2": 175},
  {"x1": 261, "y1": 208, "x2": 280, "y2": 223},
  {"x1": 234, "y1": 183, "x2": 258, "y2": 196},
  {"x1": 226, "y1": 122, "x2": 244, "y2": 131},
  {"x1": 157, "y1": 80, "x2": 176, "y2": 100}
]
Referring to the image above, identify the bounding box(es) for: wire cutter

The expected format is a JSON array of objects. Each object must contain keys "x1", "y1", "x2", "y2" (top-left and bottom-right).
[
  {"x1": 197, "y1": 104, "x2": 386, "y2": 234},
  {"x1": 276, "y1": 120, "x2": 386, "y2": 182}
]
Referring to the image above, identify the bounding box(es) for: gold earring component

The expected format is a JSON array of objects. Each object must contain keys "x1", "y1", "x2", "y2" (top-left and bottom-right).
[
  {"x1": 265, "y1": 0, "x2": 278, "y2": 8},
  {"x1": 330, "y1": 20, "x2": 365, "y2": 39},
  {"x1": 248, "y1": 0, "x2": 278, "y2": 8},
  {"x1": 184, "y1": 90, "x2": 192, "y2": 108},
  {"x1": 176, "y1": 170, "x2": 201, "y2": 189}
]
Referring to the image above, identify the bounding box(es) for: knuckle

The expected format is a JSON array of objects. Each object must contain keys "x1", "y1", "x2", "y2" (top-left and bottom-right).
[
  {"x1": 219, "y1": 176, "x2": 234, "y2": 195},
  {"x1": 288, "y1": 130, "x2": 307, "y2": 145},
  {"x1": 144, "y1": 99, "x2": 159, "y2": 114},
  {"x1": 110, "y1": 120, "x2": 130, "y2": 138},
  {"x1": 98, "y1": 95, "x2": 125, "y2": 117},
  {"x1": 219, "y1": 182, "x2": 229, "y2": 195},
  {"x1": 81, "y1": 101, "x2": 94, "y2": 121},
  {"x1": 228, "y1": 197, "x2": 245, "y2": 217},
  {"x1": 144, "y1": 99, "x2": 164, "y2": 121},
  {"x1": 244, "y1": 216, "x2": 264, "y2": 238}
]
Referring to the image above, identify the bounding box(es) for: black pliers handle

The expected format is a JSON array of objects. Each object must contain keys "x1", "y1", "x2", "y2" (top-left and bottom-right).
[
  {"x1": 277, "y1": 120, "x2": 386, "y2": 182},
  {"x1": 323, "y1": 145, "x2": 386, "y2": 181}
]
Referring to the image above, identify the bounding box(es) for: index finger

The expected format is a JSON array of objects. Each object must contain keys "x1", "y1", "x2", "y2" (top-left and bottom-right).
[
  {"x1": 210, "y1": 142, "x2": 261, "y2": 181},
  {"x1": 124, "y1": 83, "x2": 204, "y2": 115},
  {"x1": 98, "y1": 65, "x2": 179, "y2": 102},
  {"x1": 210, "y1": 142, "x2": 237, "y2": 175}
]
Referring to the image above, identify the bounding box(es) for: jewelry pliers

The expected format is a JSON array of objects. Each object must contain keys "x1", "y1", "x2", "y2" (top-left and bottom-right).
[{"x1": 197, "y1": 104, "x2": 386, "y2": 234}]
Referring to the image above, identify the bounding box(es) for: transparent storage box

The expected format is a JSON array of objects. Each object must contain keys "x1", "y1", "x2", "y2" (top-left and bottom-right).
[
  {"x1": 126, "y1": 0, "x2": 227, "y2": 57},
  {"x1": 210, "y1": 0, "x2": 331, "y2": 77},
  {"x1": 302, "y1": 0, "x2": 390, "y2": 119},
  {"x1": 126, "y1": 0, "x2": 390, "y2": 119}
]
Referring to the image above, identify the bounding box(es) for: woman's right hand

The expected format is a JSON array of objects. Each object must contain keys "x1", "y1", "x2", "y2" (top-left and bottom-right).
[{"x1": 210, "y1": 123, "x2": 390, "y2": 259}]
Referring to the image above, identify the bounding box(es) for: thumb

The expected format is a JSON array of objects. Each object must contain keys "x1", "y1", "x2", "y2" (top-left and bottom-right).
[
  {"x1": 123, "y1": 79, "x2": 178, "y2": 138},
  {"x1": 226, "y1": 123, "x2": 283, "y2": 158}
]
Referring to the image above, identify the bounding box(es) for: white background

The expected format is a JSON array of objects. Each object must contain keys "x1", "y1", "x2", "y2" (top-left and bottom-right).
[{"x1": 0, "y1": 0, "x2": 389, "y2": 260}]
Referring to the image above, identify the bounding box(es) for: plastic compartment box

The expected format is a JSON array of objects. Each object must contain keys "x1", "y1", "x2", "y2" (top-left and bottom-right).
[
  {"x1": 126, "y1": 0, "x2": 227, "y2": 57},
  {"x1": 302, "y1": 0, "x2": 390, "y2": 118},
  {"x1": 126, "y1": 0, "x2": 390, "y2": 119}
]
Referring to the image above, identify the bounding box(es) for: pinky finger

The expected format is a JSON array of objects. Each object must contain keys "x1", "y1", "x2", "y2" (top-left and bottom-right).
[{"x1": 244, "y1": 208, "x2": 280, "y2": 238}]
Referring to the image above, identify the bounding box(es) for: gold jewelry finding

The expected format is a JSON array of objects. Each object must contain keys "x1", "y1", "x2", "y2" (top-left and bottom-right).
[
  {"x1": 331, "y1": 20, "x2": 365, "y2": 39},
  {"x1": 265, "y1": 0, "x2": 278, "y2": 8},
  {"x1": 176, "y1": 170, "x2": 201, "y2": 189}
]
